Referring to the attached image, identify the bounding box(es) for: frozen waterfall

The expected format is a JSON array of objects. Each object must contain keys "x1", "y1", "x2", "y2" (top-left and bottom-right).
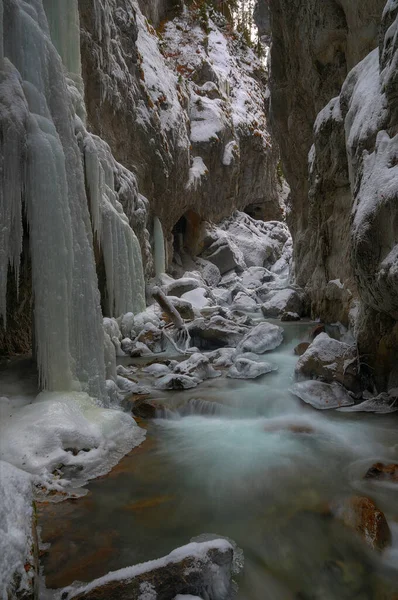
[{"x1": 0, "y1": 0, "x2": 146, "y2": 400}]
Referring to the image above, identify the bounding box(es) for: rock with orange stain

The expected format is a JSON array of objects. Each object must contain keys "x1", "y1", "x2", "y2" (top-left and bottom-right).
[
  {"x1": 336, "y1": 496, "x2": 391, "y2": 551},
  {"x1": 364, "y1": 463, "x2": 398, "y2": 483},
  {"x1": 294, "y1": 342, "x2": 310, "y2": 356}
]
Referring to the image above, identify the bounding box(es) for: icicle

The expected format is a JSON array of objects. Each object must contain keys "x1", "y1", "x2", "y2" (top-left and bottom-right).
[
  {"x1": 0, "y1": 61, "x2": 24, "y2": 325},
  {"x1": 153, "y1": 216, "x2": 166, "y2": 277},
  {"x1": 84, "y1": 134, "x2": 146, "y2": 318}
]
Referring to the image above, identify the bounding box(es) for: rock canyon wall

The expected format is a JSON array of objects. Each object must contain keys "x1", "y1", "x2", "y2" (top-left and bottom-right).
[{"x1": 264, "y1": 0, "x2": 398, "y2": 390}]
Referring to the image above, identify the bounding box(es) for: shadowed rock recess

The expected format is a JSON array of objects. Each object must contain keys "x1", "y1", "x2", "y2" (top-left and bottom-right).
[{"x1": 263, "y1": 0, "x2": 398, "y2": 389}]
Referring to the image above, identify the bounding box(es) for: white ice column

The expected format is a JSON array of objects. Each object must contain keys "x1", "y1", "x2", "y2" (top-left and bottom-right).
[{"x1": 153, "y1": 216, "x2": 166, "y2": 276}]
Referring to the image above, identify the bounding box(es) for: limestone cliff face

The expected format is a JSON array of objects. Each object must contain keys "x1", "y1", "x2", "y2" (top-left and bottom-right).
[
  {"x1": 265, "y1": 0, "x2": 398, "y2": 389},
  {"x1": 79, "y1": 0, "x2": 282, "y2": 269}
]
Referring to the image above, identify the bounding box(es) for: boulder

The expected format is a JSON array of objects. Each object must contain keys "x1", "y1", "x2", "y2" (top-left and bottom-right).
[
  {"x1": 295, "y1": 333, "x2": 360, "y2": 393},
  {"x1": 207, "y1": 348, "x2": 236, "y2": 368},
  {"x1": 294, "y1": 342, "x2": 310, "y2": 356},
  {"x1": 364, "y1": 463, "x2": 398, "y2": 483},
  {"x1": 195, "y1": 258, "x2": 221, "y2": 288},
  {"x1": 181, "y1": 288, "x2": 211, "y2": 310},
  {"x1": 261, "y1": 288, "x2": 304, "y2": 318},
  {"x1": 167, "y1": 297, "x2": 195, "y2": 321},
  {"x1": 155, "y1": 374, "x2": 199, "y2": 390},
  {"x1": 136, "y1": 324, "x2": 164, "y2": 353},
  {"x1": 337, "y1": 393, "x2": 398, "y2": 414},
  {"x1": 237, "y1": 322, "x2": 283, "y2": 354},
  {"x1": 188, "y1": 317, "x2": 248, "y2": 350},
  {"x1": 65, "y1": 540, "x2": 234, "y2": 600},
  {"x1": 289, "y1": 380, "x2": 354, "y2": 410},
  {"x1": 335, "y1": 496, "x2": 391, "y2": 551},
  {"x1": 309, "y1": 324, "x2": 326, "y2": 340},
  {"x1": 173, "y1": 353, "x2": 220, "y2": 382},
  {"x1": 131, "y1": 398, "x2": 164, "y2": 419},
  {"x1": 227, "y1": 357, "x2": 276, "y2": 380},
  {"x1": 230, "y1": 292, "x2": 259, "y2": 312},
  {"x1": 202, "y1": 240, "x2": 244, "y2": 275},
  {"x1": 281, "y1": 312, "x2": 300, "y2": 322},
  {"x1": 165, "y1": 278, "x2": 202, "y2": 298}
]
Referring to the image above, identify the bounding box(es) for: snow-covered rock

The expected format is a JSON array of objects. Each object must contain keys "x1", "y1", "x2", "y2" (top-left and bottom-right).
[
  {"x1": 63, "y1": 539, "x2": 234, "y2": 600},
  {"x1": 154, "y1": 374, "x2": 199, "y2": 391},
  {"x1": 207, "y1": 348, "x2": 237, "y2": 368},
  {"x1": 228, "y1": 358, "x2": 276, "y2": 380},
  {"x1": 237, "y1": 322, "x2": 283, "y2": 354},
  {"x1": 290, "y1": 381, "x2": 354, "y2": 410},
  {"x1": 0, "y1": 392, "x2": 145, "y2": 487},
  {"x1": 189, "y1": 317, "x2": 249, "y2": 350},
  {"x1": 174, "y1": 353, "x2": 221, "y2": 382},
  {"x1": 260, "y1": 288, "x2": 304, "y2": 317},
  {"x1": 181, "y1": 288, "x2": 212, "y2": 310},
  {"x1": 165, "y1": 277, "x2": 203, "y2": 298},
  {"x1": 338, "y1": 393, "x2": 398, "y2": 414},
  {"x1": 295, "y1": 333, "x2": 359, "y2": 392}
]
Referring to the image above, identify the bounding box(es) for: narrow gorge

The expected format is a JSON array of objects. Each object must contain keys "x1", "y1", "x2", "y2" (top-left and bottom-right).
[{"x1": 0, "y1": 1, "x2": 398, "y2": 599}]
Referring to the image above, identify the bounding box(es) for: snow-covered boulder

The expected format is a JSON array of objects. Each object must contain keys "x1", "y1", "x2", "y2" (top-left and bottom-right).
[
  {"x1": 136, "y1": 323, "x2": 164, "y2": 353},
  {"x1": 195, "y1": 258, "x2": 221, "y2": 287},
  {"x1": 295, "y1": 333, "x2": 359, "y2": 392},
  {"x1": 154, "y1": 374, "x2": 200, "y2": 390},
  {"x1": 167, "y1": 297, "x2": 195, "y2": 321},
  {"x1": 260, "y1": 288, "x2": 304, "y2": 318},
  {"x1": 165, "y1": 277, "x2": 203, "y2": 298},
  {"x1": 237, "y1": 322, "x2": 283, "y2": 354},
  {"x1": 173, "y1": 353, "x2": 221, "y2": 382},
  {"x1": 228, "y1": 357, "x2": 276, "y2": 380},
  {"x1": 240, "y1": 267, "x2": 274, "y2": 290},
  {"x1": 181, "y1": 288, "x2": 212, "y2": 310},
  {"x1": 143, "y1": 364, "x2": 171, "y2": 378},
  {"x1": 230, "y1": 292, "x2": 259, "y2": 312},
  {"x1": 202, "y1": 238, "x2": 245, "y2": 275},
  {"x1": 64, "y1": 540, "x2": 234, "y2": 600},
  {"x1": 338, "y1": 393, "x2": 398, "y2": 414},
  {"x1": 290, "y1": 381, "x2": 354, "y2": 410},
  {"x1": 189, "y1": 317, "x2": 249, "y2": 350},
  {"x1": 207, "y1": 348, "x2": 236, "y2": 368}
]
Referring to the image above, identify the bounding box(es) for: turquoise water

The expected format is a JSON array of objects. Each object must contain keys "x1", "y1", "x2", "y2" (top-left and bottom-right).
[{"x1": 38, "y1": 321, "x2": 398, "y2": 598}]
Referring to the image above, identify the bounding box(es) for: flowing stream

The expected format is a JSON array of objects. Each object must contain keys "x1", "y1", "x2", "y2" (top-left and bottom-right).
[{"x1": 37, "y1": 320, "x2": 398, "y2": 599}]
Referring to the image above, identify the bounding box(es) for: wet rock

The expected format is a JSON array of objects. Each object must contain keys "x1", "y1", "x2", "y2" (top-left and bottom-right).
[
  {"x1": 281, "y1": 312, "x2": 300, "y2": 322},
  {"x1": 237, "y1": 322, "x2": 283, "y2": 354},
  {"x1": 309, "y1": 324, "x2": 326, "y2": 340},
  {"x1": 131, "y1": 398, "x2": 166, "y2": 419},
  {"x1": 289, "y1": 380, "x2": 354, "y2": 410},
  {"x1": 261, "y1": 288, "x2": 304, "y2": 318},
  {"x1": 337, "y1": 394, "x2": 398, "y2": 414},
  {"x1": 364, "y1": 463, "x2": 398, "y2": 483},
  {"x1": 65, "y1": 539, "x2": 234, "y2": 600},
  {"x1": 294, "y1": 342, "x2": 310, "y2": 356},
  {"x1": 227, "y1": 357, "x2": 276, "y2": 380},
  {"x1": 336, "y1": 496, "x2": 391, "y2": 551},
  {"x1": 295, "y1": 333, "x2": 360, "y2": 393}
]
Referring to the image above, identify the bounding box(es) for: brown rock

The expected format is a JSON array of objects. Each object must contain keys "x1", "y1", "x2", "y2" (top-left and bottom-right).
[
  {"x1": 309, "y1": 324, "x2": 326, "y2": 340},
  {"x1": 337, "y1": 496, "x2": 391, "y2": 551},
  {"x1": 364, "y1": 463, "x2": 398, "y2": 483},
  {"x1": 294, "y1": 342, "x2": 310, "y2": 356},
  {"x1": 131, "y1": 398, "x2": 166, "y2": 419}
]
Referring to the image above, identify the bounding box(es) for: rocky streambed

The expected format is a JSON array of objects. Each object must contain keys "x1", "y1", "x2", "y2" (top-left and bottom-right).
[{"x1": 36, "y1": 313, "x2": 398, "y2": 600}]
